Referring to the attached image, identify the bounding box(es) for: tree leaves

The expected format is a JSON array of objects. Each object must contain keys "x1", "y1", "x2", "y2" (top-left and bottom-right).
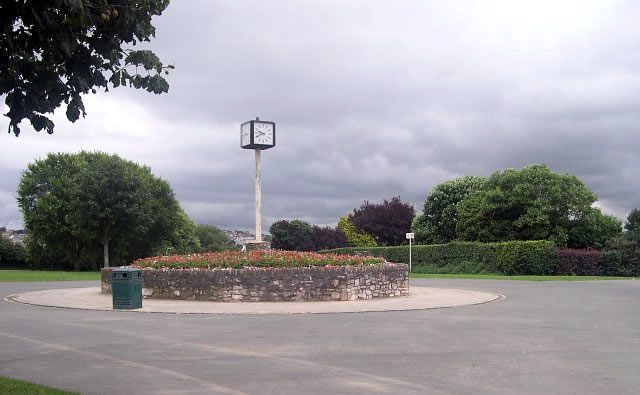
[
  {"x1": 349, "y1": 197, "x2": 415, "y2": 246},
  {"x1": 269, "y1": 220, "x2": 348, "y2": 251},
  {"x1": 412, "y1": 176, "x2": 485, "y2": 244},
  {"x1": 337, "y1": 216, "x2": 378, "y2": 248},
  {"x1": 625, "y1": 209, "x2": 640, "y2": 234},
  {"x1": 65, "y1": 96, "x2": 85, "y2": 122},
  {"x1": 1, "y1": 1, "x2": 172, "y2": 136},
  {"x1": 270, "y1": 220, "x2": 315, "y2": 251},
  {"x1": 455, "y1": 164, "x2": 621, "y2": 248},
  {"x1": 17, "y1": 151, "x2": 198, "y2": 269},
  {"x1": 29, "y1": 115, "x2": 55, "y2": 134},
  {"x1": 194, "y1": 225, "x2": 236, "y2": 252},
  {"x1": 125, "y1": 50, "x2": 163, "y2": 72}
]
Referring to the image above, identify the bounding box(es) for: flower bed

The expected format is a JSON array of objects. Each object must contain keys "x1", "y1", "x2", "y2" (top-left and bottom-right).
[
  {"x1": 102, "y1": 250, "x2": 408, "y2": 302},
  {"x1": 132, "y1": 250, "x2": 385, "y2": 269}
]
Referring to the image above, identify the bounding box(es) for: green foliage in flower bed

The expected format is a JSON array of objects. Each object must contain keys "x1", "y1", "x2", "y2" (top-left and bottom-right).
[{"x1": 132, "y1": 250, "x2": 385, "y2": 269}]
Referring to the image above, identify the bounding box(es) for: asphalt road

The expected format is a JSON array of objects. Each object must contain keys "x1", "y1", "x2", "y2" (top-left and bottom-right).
[{"x1": 1, "y1": 279, "x2": 638, "y2": 394}]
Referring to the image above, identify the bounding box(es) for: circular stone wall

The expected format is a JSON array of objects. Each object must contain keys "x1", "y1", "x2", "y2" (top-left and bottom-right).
[{"x1": 101, "y1": 263, "x2": 409, "y2": 302}]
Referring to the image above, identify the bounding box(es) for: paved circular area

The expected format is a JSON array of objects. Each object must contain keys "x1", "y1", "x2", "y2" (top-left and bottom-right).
[
  {"x1": 6, "y1": 286, "x2": 501, "y2": 314},
  {"x1": 2, "y1": 279, "x2": 638, "y2": 394}
]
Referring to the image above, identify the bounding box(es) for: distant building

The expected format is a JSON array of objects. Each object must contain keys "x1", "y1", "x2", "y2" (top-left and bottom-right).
[
  {"x1": 222, "y1": 229, "x2": 271, "y2": 247},
  {"x1": 0, "y1": 227, "x2": 26, "y2": 245}
]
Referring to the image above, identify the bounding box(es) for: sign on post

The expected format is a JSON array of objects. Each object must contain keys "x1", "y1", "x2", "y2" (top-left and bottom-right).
[{"x1": 406, "y1": 233, "x2": 414, "y2": 273}]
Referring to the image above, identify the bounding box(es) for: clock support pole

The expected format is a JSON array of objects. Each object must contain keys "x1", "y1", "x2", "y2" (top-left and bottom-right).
[{"x1": 254, "y1": 148, "x2": 262, "y2": 242}]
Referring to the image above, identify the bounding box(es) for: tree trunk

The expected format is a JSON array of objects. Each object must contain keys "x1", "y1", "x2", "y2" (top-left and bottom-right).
[
  {"x1": 103, "y1": 239, "x2": 110, "y2": 268},
  {"x1": 73, "y1": 242, "x2": 80, "y2": 272}
]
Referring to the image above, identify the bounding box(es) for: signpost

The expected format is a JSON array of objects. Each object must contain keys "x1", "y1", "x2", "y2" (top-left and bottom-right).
[
  {"x1": 241, "y1": 117, "x2": 276, "y2": 249},
  {"x1": 406, "y1": 232, "x2": 414, "y2": 273}
]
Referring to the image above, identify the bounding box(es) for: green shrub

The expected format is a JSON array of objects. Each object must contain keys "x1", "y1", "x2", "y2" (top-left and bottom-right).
[
  {"x1": 494, "y1": 240, "x2": 557, "y2": 275},
  {"x1": 0, "y1": 237, "x2": 28, "y2": 268},
  {"x1": 321, "y1": 240, "x2": 557, "y2": 275},
  {"x1": 336, "y1": 216, "x2": 377, "y2": 247},
  {"x1": 603, "y1": 237, "x2": 640, "y2": 276},
  {"x1": 322, "y1": 242, "x2": 496, "y2": 271},
  {"x1": 412, "y1": 260, "x2": 491, "y2": 274}
]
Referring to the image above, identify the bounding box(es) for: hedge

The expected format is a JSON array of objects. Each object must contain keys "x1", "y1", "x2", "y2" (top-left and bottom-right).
[
  {"x1": 555, "y1": 248, "x2": 603, "y2": 276},
  {"x1": 323, "y1": 242, "x2": 489, "y2": 272},
  {"x1": 602, "y1": 238, "x2": 640, "y2": 277},
  {"x1": 320, "y1": 241, "x2": 604, "y2": 276}
]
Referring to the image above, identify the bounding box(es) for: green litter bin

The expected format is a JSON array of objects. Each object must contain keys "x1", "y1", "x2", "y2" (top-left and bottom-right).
[{"x1": 112, "y1": 267, "x2": 142, "y2": 309}]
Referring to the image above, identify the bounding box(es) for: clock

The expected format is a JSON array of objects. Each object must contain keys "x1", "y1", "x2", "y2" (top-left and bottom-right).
[
  {"x1": 240, "y1": 119, "x2": 276, "y2": 150},
  {"x1": 241, "y1": 122, "x2": 251, "y2": 147}
]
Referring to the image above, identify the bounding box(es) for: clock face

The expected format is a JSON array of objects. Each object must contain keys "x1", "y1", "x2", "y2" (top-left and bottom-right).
[
  {"x1": 241, "y1": 122, "x2": 251, "y2": 147},
  {"x1": 254, "y1": 122, "x2": 274, "y2": 146}
]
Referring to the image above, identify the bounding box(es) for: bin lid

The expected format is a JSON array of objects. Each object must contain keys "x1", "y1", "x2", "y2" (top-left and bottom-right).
[{"x1": 112, "y1": 266, "x2": 142, "y2": 273}]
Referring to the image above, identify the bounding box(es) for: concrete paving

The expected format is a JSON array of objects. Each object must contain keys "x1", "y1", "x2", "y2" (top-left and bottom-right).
[
  {"x1": 0, "y1": 278, "x2": 639, "y2": 394},
  {"x1": 6, "y1": 286, "x2": 501, "y2": 314}
]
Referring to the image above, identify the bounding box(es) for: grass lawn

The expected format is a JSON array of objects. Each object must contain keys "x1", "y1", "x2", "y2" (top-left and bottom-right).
[
  {"x1": 0, "y1": 270, "x2": 100, "y2": 282},
  {"x1": 410, "y1": 273, "x2": 634, "y2": 281},
  {"x1": 0, "y1": 377, "x2": 78, "y2": 395}
]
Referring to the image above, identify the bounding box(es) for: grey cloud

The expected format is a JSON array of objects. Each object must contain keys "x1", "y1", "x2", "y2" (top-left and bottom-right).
[{"x1": 1, "y1": 1, "x2": 640, "y2": 232}]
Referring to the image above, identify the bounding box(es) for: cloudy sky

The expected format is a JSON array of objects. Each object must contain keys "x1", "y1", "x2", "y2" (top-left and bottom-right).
[{"x1": 2, "y1": 0, "x2": 639, "y2": 231}]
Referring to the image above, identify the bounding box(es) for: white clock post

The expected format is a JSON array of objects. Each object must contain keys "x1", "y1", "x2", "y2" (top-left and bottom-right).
[
  {"x1": 241, "y1": 117, "x2": 276, "y2": 251},
  {"x1": 254, "y1": 148, "x2": 262, "y2": 242}
]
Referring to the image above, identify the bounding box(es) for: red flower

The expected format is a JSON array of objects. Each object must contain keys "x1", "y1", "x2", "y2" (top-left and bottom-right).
[{"x1": 131, "y1": 249, "x2": 384, "y2": 269}]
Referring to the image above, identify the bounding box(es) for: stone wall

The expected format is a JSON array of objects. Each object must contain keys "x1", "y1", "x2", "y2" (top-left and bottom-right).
[
  {"x1": 101, "y1": 263, "x2": 409, "y2": 302},
  {"x1": 245, "y1": 241, "x2": 271, "y2": 251}
]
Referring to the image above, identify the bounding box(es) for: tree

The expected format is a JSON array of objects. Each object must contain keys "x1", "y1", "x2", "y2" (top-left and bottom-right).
[
  {"x1": 195, "y1": 225, "x2": 237, "y2": 252},
  {"x1": 455, "y1": 164, "x2": 616, "y2": 248},
  {"x1": 310, "y1": 225, "x2": 348, "y2": 251},
  {"x1": 348, "y1": 197, "x2": 415, "y2": 246},
  {"x1": 17, "y1": 152, "x2": 86, "y2": 269},
  {"x1": 269, "y1": 220, "x2": 348, "y2": 251},
  {"x1": 337, "y1": 216, "x2": 378, "y2": 248},
  {"x1": 1, "y1": 0, "x2": 173, "y2": 136},
  {"x1": 412, "y1": 176, "x2": 485, "y2": 244},
  {"x1": 66, "y1": 152, "x2": 157, "y2": 267},
  {"x1": 603, "y1": 237, "x2": 640, "y2": 276},
  {"x1": 625, "y1": 208, "x2": 640, "y2": 235},
  {"x1": 566, "y1": 207, "x2": 621, "y2": 249},
  {"x1": 269, "y1": 220, "x2": 314, "y2": 251},
  {"x1": 148, "y1": 208, "x2": 201, "y2": 256},
  {"x1": 17, "y1": 151, "x2": 196, "y2": 270},
  {"x1": 134, "y1": 177, "x2": 199, "y2": 257},
  {"x1": 600, "y1": 209, "x2": 640, "y2": 276}
]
